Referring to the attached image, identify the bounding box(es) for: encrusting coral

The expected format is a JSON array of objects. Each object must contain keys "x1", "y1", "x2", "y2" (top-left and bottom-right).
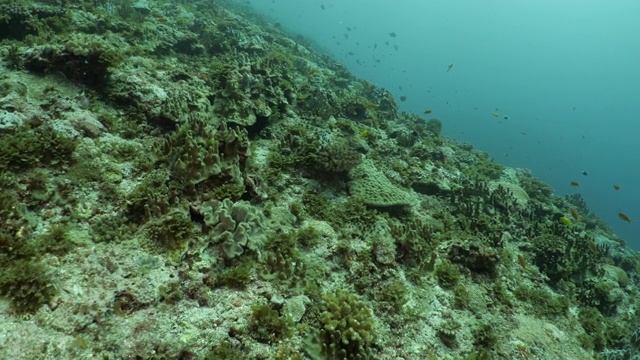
[{"x1": 348, "y1": 159, "x2": 416, "y2": 209}]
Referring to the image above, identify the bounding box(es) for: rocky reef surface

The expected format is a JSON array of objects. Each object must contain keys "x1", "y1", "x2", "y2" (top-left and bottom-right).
[{"x1": 0, "y1": 1, "x2": 638, "y2": 359}]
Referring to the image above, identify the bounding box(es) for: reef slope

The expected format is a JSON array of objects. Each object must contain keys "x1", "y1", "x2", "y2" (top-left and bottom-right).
[{"x1": 0, "y1": 1, "x2": 638, "y2": 359}]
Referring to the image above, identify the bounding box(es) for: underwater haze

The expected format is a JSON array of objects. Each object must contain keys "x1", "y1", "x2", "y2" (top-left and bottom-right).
[{"x1": 246, "y1": 0, "x2": 640, "y2": 248}]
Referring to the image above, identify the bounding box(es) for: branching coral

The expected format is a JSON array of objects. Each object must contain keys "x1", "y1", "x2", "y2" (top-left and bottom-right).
[{"x1": 305, "y1": 289, "x2": 376, "y2": 360}]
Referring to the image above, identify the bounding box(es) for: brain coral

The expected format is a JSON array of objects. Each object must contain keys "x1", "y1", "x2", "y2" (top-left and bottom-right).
[{"x1": 348, "y1": 159, "x2": 416, "y2": 208}]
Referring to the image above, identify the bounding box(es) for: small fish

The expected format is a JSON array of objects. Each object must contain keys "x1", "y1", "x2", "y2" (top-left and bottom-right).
[
  {"x1": 364, "y1": 102, "x2": 377, "y2": 109},
  {"x1": 587, "y1": 240, "x2": 599, "y2": 254},
  {"x1": 582, "y1": 171, "x2": 588, "y2": 176},
  {"x1": 503, "y1": 116, "x2": 509, "y2": 120},
  {"x1": 389, "y1": 32, "x2": 397, "y2": 37},
  {"x1": 613, "y1": 184, "x2": 621, "y2": 191},
  {"x1": 570, "y1": 208, "x2": 580, "y2": 222},
  {"x1": 618, "y1": 212, "x2": 632, "y2": 224},
  {"x1": 447, "y1": 63, "x2": 453, "y2": 72},
  {"x1": 320, "y1": 4, "x2": 325, "y2": 10},
  {"x1": 15, "y1": 225, "x2": 28, "y2": 239},
  {"x1": 399, "y1": 96, "x2": 407, "y2": 102},
  {"x1": 517, "y1": 254, "x2": 528, "y2": 271},
  {"x1": 559, "y1": 216, "x2": 573, "y2": 226},
  {"x1": 570, "y1": 181, "x2": 580, "y2": 187},
  {"x1": 423, "y1": 109, "x2": 432, "y2": 114},
  {"x1": 491, "y1": 111, "x2": 500, "y2": 118}
]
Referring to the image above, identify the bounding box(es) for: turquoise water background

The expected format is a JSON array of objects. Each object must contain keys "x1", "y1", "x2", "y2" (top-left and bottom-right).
[{"x1": 244, "y1": 0, "x2": 640, "y2": 248}]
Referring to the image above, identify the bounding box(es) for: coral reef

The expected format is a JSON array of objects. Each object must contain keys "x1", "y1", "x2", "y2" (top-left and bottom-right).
[{"x1": 0, "y1": 1, "x2": 638, "y2": 359}]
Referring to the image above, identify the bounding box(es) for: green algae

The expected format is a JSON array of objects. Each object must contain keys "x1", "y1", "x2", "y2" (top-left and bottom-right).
[{"x1": 0, "y1": 124, "x2": 77, "y2": 171}]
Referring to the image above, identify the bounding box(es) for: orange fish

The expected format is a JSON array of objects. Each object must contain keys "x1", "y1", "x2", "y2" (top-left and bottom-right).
[
  {"x1": 570, "y1": 181, "x2": 580, "y2": 187},
  {"x1": 618, "y1": 212, "x2": 632, "y2": 224},
  {"x1": 570, "y1": 208, "x2": 580, "y2": 222}
]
